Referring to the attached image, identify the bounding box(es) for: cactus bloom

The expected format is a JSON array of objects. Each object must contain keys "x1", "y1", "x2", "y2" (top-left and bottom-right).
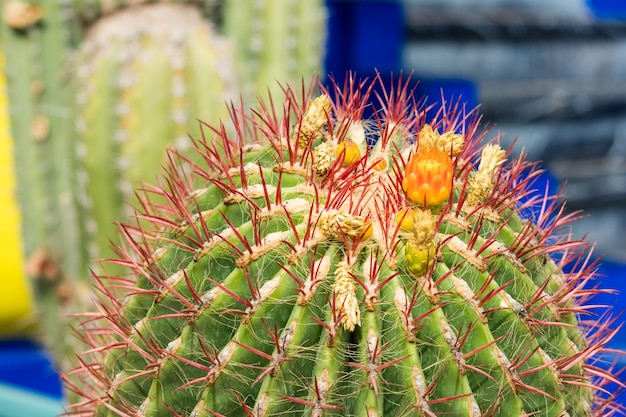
[{"x1": 402, "y1": 148, "x2": 454, "y2": 209}]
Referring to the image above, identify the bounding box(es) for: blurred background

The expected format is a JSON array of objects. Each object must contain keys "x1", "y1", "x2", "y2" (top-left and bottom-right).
[
  {"x1": 328, "y1": 0, "x2": 626, "y2": 263},
  {"x1": 1, "y1": 0, "x2": 626, "y2": 415}
]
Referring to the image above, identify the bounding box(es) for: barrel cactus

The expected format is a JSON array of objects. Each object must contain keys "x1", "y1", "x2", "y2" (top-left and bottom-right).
[{"x1": 65, "y1": 76, "x2": 622, "y2": 416}]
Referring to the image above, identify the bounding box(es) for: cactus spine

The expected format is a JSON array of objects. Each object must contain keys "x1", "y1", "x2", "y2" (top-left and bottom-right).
[{"x1": 66, "y1": 77, "x2": 622, "y2": 417}]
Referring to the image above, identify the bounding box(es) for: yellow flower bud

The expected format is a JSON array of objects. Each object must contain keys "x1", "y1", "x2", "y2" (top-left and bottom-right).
[
  {"x1": 372, "y1": 157, "x2": 387, "y2": 171},
  {"x1": 335, "y1": 141, "x2": 361, "y2": 166},
  {"x1": 395, "y1": 207, "x2": 415, "y2": 231},
  {"x1": 405, "y1": 241, "x2": 436, "y2": 278},
  {"x1": 298, "y1": 94, "x2": 332, "y2": 147}
]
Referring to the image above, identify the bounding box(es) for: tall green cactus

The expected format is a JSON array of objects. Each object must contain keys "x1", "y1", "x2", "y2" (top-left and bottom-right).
[
  {"x1": 1, "y1": 1, "x2": 239, "y2": 366},
  {"x1": 70, "y1": 0, "x2": 327, "y2": 267},
  {"x1": 66, "y1": 76, "x2": 622, "y2": 417},
  {"x1": 68, "y1": 0, "x2": 217, "y2": 23},
  {"x1": 72, "y1": 2, "x2": 237, "y2": 267},
  {"x1": 223, "y1": 0, "x2": 327, "y2": 106}
]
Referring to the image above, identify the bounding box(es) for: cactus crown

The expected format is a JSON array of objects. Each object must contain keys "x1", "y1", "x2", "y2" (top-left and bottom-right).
[{"x1": 66, "y1": 75, "x2": 622, "y2": 417}]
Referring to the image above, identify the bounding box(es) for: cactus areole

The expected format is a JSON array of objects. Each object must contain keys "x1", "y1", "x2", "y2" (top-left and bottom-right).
[{"x1": 67, "y1": 76, "x2": 622, "y2": 417}]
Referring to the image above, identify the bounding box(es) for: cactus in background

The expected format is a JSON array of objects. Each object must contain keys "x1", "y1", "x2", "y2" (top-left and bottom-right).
[
  {"x1": 72, "y1": 2, "x2": 237, "y2": 267},
  {"x1": 69, "y1": 0, "x2": 328, "y2": 108},
  {"x1": 0, "y1": 0, "x2": 238, "y2": 367},
  {"x1": 63, "y1": 0, "x2": 327, "y2": 269},
  {"x1": 223, "y1": 0, "x2": 326, "y2": 106},
  {"x1": 66, "y1": 76, "x2": 622, "y2": 417},
  {"x1": 1, "y1": 0, "x2": 82, "y2": 345},
  {"x1": 1, "y1": 0, "x2": 327, "y2": 293},
  {"x1": 2, "y1": 0, "x2": 327, "y2": 372}
]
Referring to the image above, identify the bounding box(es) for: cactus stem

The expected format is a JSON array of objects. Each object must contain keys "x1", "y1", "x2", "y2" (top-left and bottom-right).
[{"x1": 290, "y1": 248, "x2": 332, "y2": 306}]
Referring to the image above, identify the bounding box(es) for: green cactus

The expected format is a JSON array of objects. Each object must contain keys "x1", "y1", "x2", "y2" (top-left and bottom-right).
[
  {"x1": 66, "y1": 76, "x2": 622, "y2": 417},
  {"x1": 72, "y1": 2, "x2": 237, "y2": 268},
  {"x1": 69, "y1": 0, "x2": 328, "y2": 108},
  {"x1": 2, "y1": 1, "x2": 327, "y2": 374},
  {"x1": 61, "y1": 0, "x2": 327, "y2": 271},
  {"x1": 223, "y1": 0, "x2": 327, "y2": 106}
]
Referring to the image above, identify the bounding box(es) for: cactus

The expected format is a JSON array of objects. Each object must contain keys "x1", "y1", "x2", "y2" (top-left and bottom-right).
[
  {"x1": 66, "y1": 76, "x2": 622, "y2": 417},
  {"x1": 1, "y1": 0, "x2": 80, "y2": 274},
  {"x1": 0, "y1": 0, "x2": 238, "y2": 369},
  {"x1": 70, "y1": 0, "x2": 327, "y2": 268},
  {"x1": 222, "y1": 0, "x2": 327, "y2": 106},
  {"x1": 68, "y1": 0, "x2": 217, "y2": 24},
  {"x1": 1, "y1": 0, "x2": 326, "y2": 284},
  {"x1": 2, "y1": 1, "x2": 327, "y2": 377},
  {"x1": 69, "y1": 0, "x2": 328, "y2": 109},
  {"x1": 1, "y1": 0, "x2": 327, "y2": 283},
  {"x1": 72, "y1": 2, "x2": 237, "y2": 267}
]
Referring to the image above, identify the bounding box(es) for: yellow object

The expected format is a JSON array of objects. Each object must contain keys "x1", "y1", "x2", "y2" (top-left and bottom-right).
[
  {"x1": 297, "y1": 94, "x2": 332, "y2": 147},
  {"x1": 466, "y1": 144, "x2": 507, "y2": 206},
  {"x1": 418, "y1": 124, "x2": 465, "y2": 157},
  {"x1": 335, "y1": 141, "x2": 360, "y2": 166},
  {"x1": 0, "y1": 47, "x2": 35, "y2": 334},
  {"x1": 395, "y1": 207, "x2": 416, "y2": 231}
]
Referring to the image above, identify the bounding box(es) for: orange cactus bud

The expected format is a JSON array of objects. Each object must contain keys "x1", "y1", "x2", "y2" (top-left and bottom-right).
[
  {"x1": 335, "y1": 141, "x2": 361, "y2": 166},
  {"x1": 402, "y1": 148, "x2": 453, "y2": 208}
]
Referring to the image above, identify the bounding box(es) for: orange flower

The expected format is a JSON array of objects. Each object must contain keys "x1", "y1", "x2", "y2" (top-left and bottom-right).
[{"x1": 402, "y1": 148, "x2": 453, "y2": 208}]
